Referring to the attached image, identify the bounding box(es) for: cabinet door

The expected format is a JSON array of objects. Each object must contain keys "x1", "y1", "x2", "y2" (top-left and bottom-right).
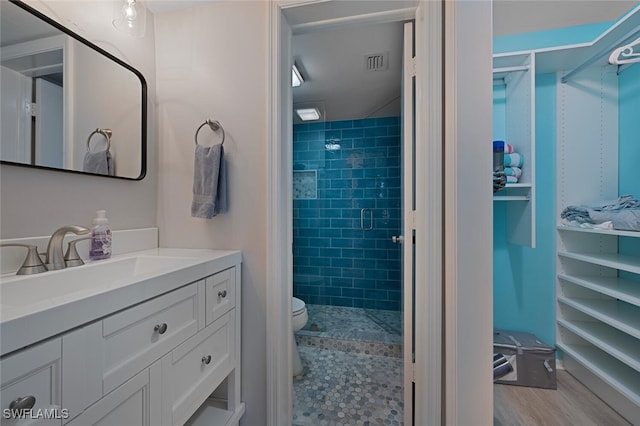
[
  {"x1": 66, "y1": 361, "x2": 161, "y2": 426},
  {"x1": 162, "y1": 312, "x2": 234, "y2": 426},
  {"x1": 205, "y1": 267, "x2": 235, "y2": 326},
  {"x1": 0, "y1": 338, "x2": 63, "y2": 426}
]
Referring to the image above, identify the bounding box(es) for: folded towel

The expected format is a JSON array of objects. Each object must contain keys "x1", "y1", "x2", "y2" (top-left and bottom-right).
[
  {"x1": 504, "y1": 167, "x2": 522, "y2": 178},
  {"x1": 83, "y1": 150, "x2": 114, "y2": 176},
  {"x1": 191, "y1": 144, "x2": 227, "y2": 219},
  {"x1": 506, "y1": 176, "x2": 518, "y2": 184},
  {"x1": 504, "y1": 153, "x2": 523, "y2": 168},
  {"x1": 504, "y1": 143, "x2": 514, "y2": 154},
  {"x1": 588, "y1": 209, "x2": 640, "y2": 231}
]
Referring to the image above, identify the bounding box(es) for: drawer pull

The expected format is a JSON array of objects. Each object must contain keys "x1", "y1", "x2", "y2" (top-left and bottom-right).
[
  {"x1": 218, "y1": 290, "x2": 227, "y2": 299},
  {"x1": 154, "y1": 323, "x2": 168, "y2": 334},
  {"x1": 201, "y1": 355, "x2": 212, "y2": 365},
  {"x1": 9, "y1": 395, "x2": 36, "y2": 411}
]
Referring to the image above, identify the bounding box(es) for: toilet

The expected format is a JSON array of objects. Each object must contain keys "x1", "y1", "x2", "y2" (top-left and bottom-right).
[{"x1": 292, "y1": 297, "x2": 308, "y2": 376}]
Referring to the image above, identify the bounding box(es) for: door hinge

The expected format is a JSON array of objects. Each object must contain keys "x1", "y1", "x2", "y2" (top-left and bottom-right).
[
  {"x1": 409, "y1": 57, "x2": 417, "y2": 78},
  {"x1": 411, "y1": 362, "x2": 416, "y2": 382},
  {"x1": 28, "y1": 102, "x2": 37, "y2": 117}
]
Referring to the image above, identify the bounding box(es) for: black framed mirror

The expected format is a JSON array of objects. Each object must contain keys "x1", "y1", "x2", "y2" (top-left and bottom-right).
[{"x1": 0, "y1": 0, "x2": 147, "y2": 180}]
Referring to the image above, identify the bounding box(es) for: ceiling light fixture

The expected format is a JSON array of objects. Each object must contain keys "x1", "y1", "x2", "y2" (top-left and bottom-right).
[
  {"x1": 296, "y1": 108, "x2": 320, "y2": 121},
  {"x1": 113, "y1": 0, "x2": 146, "y2": 37},
  {"x1": 292, "y1": 63, "x2": 304, "y2": 87}
]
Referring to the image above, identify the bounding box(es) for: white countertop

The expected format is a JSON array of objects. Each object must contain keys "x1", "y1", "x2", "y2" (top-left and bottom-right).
[{"x1": 0, "y1": 248, "x2": 242, "y2": 357}]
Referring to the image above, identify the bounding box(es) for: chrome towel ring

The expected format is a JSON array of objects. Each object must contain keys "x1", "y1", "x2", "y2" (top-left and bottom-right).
[
  {"x1": 195, "y1": 119, "x2": 225, "y2": 146},
  {"x1": 87, "y1": 128, "x2": 112, "y2": 152}
]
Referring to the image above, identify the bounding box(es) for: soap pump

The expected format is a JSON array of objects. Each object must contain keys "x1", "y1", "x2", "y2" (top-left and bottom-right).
[{"x1": 89, "y1": 210, "x2": 112, "y2": 260}]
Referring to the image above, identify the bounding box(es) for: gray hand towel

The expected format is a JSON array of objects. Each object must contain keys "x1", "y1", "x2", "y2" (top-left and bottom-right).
[
  {"x1": 191, "y1": 144, "x2": 227, "y2": 219},
  {"x1": 83, "y1": 150, "x2": 114, "y2": 176}
]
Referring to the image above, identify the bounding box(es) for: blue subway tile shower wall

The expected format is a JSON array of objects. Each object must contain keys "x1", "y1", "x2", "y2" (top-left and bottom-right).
[{"x1": 293, "y1": 117, "x2": 401, "y2": 311}]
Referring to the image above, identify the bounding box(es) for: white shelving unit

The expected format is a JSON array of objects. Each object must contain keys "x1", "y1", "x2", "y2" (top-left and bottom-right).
[
  {"x1": 549, "y1": 5, "x2": 640, "y2": 419},
  {"x1": 492, "y1": 52, "x2": 536, "y2": 247},
  {"x1": 557, "y1": 226, "x2": 640, "y2": 423}
]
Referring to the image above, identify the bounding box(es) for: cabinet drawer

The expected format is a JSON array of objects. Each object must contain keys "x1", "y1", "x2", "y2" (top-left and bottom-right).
[
  {"x1": 101, "y1": 284, "x2": 199, "y2": 394},
  {"x1": 0, "y1": 338, "x2": 63, "y2": 426},
  {"x1": 162, "y1": 312, "x2": 235, "y2": 426},
  {"x1": 205, "y1": 267, "x2": 235, "y2": 326}
]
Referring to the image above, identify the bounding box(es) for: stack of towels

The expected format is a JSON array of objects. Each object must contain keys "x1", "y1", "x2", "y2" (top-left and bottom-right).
[
  {"x1": 561, "y1": 195, "x2": 640, "y2": 232},
  {"x1": 499, "y1": 142, "x2": 524, "y2": 184}
]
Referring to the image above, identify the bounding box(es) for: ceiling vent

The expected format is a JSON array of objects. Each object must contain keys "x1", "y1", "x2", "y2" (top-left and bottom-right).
[{"x1": 365, "y1": 52, "x2": 389, "y2": 72}]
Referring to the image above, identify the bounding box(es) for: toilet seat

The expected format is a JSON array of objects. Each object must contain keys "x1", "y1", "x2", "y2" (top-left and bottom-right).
[{"x1": 292, "y1": 297, "x2": 306, "y2": 315}]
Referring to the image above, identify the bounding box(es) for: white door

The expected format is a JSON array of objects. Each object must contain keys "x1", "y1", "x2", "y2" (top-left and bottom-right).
[
  {"x1": 0, "y1": 66, "x2": 32, "y2": 163},
  {"x1": 34, "y1": 77, "x2": 64, "y2": 168},
  {"x1": 401, "y1": 20, "x2": 416, "y2": 426}
]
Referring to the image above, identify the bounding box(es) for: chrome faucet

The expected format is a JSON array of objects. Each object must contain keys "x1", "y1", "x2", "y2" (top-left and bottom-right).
[{"x1": 46, "y1": 226, "x2": 90, "y2": 270}]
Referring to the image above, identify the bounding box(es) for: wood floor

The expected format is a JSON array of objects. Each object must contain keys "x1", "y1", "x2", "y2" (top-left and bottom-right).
[{"x1": 494, "y1": 370, "x2": 631, "y2": 426}]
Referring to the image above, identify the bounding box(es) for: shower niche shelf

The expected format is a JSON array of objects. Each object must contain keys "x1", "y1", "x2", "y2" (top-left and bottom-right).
[{"x1": 293, "y1": 170, "x2": 317, "y2": 200}]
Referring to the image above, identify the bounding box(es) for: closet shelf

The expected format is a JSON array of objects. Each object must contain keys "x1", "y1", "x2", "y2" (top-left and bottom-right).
[
  {"x1": 493, "y1": 195, "x2": 529, "y2": 201},
  {"x1": 558, "y1": 296, "x2": 640, "y2": 339},
  {"x1": 558, "y1": 251, "x2": 640, "y2": 274},
  {"x1": 558, "y1": 274, "x2": 640, "y2": 307},
  {"x1": 558, "y1": 225, "x2": 640, "y2": 238},
  {"x1": 556, "y1": 341, "x2": 640, "y2": 405},
  {"x1": 493, "y1": 184, "x2": 532, "y2": 201},
  {"x1": 557, "y1": 319, "x2": 640, "y2": 372}
]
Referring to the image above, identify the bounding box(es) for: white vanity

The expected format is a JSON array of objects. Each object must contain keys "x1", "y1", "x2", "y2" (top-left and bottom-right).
[{"x1": 0, "y1": 247, "x2": 244, "y2": 426}]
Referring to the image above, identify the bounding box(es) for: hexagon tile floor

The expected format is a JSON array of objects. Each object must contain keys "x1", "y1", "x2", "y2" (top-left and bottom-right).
[{"x1": 293, "y1": 305, "x2": 404, "y2": 426}]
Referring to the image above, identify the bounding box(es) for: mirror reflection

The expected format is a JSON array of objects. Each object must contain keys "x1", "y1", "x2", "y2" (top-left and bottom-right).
[{"x1": 0, "y1": 0, "x2": 146, "y2": 180}]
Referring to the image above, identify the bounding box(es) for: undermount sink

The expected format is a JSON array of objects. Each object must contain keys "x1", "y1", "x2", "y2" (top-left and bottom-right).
[{"x1": 0, "y1": 255, "x2": 200, "y2": 310}]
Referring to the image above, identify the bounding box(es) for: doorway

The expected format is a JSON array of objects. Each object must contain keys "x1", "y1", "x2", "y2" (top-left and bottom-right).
[
  {"x1": 290, "y1": 20, "x2": 405, "y2": 425},
  {"x1": 266, "y1": 1, "x2": 457, "y2": 425}
]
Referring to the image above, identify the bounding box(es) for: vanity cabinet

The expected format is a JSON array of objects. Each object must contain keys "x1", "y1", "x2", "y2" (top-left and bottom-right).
[{"x1": 0, "y1": 255, "x2": 243, "y2": 426}]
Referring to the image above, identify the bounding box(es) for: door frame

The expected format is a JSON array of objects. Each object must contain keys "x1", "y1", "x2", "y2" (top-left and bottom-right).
[{"x1": 266, "y1": 1, "x2": 447, "y2": 425}]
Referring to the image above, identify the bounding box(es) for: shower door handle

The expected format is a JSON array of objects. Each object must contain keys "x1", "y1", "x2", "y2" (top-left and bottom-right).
[
  {"x1": 391, "y1": 235, "x2": 404, "y2": 244},
  {"x1": 360, "y1": 208, "x2": 373, "y2": 231}
]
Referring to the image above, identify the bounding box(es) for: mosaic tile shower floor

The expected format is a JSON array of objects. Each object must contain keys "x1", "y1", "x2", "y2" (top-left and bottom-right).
[{"x1": 293, "y1": 305, "x2": 403, "y2": 425}]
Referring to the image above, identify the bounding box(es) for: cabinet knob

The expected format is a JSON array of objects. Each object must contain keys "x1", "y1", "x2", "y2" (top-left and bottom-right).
[
  {"x1": 9, "y1": 395, "x2": 36, "y2": 411},
  {"x1": 218, "y1": 290, "x2": 227, "y2": 299},
  {"x1": 154, "y1": 323, "x2": 168, "y2": 334},
  {"x1": 201, "y1": 355, "x2": 212, "y2": 365}
]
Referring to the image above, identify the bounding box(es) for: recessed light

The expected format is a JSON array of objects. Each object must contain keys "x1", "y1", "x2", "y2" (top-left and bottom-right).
[{"x1": 296, "y1": 108, "x2": 320, "y2": 121}]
